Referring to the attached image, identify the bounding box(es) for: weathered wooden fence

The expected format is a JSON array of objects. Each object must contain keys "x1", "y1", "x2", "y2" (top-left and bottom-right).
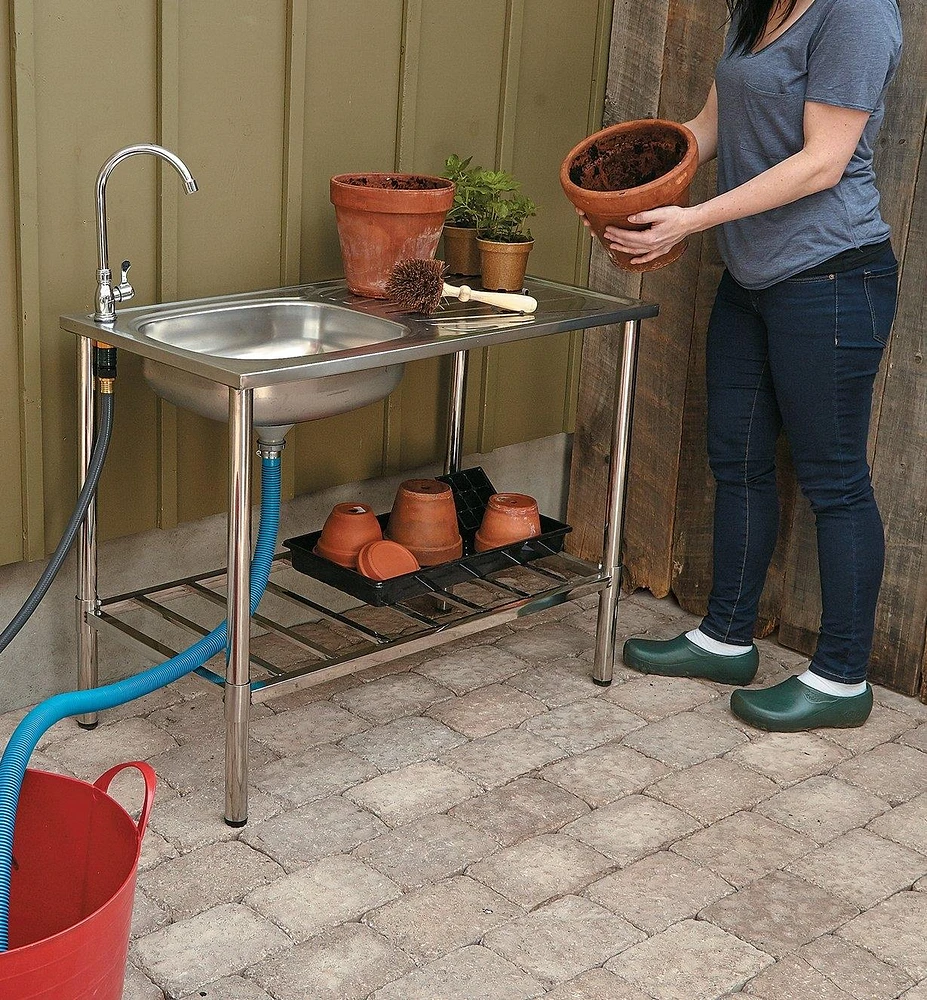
[{"x1": 567, "y1": 0, "x2": 927, "y2": 700}]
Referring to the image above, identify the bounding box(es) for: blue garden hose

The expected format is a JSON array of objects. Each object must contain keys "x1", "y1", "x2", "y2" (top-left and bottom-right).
[{"x1": 0, "y1": 453, "x2": 281, "y2": 950}]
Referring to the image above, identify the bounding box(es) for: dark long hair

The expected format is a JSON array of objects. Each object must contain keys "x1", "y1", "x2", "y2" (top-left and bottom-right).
[{"x1": 726, "y1": 0, "x2": 800, "y2": 53}]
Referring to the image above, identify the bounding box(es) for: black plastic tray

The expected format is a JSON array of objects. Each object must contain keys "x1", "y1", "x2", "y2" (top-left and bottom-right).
[{"x1": 283, "y1": 468, "x2": 571, "y2": 606}]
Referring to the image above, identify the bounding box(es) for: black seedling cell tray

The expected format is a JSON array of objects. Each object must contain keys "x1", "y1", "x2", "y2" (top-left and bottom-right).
[{"x1": 283, "y1": 468, "x2": 572, "y2": 607}]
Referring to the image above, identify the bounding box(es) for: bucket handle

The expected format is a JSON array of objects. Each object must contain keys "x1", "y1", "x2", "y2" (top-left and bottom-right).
[{"x1": 93, "y1": 761, "x2": 157, "y2": 840}]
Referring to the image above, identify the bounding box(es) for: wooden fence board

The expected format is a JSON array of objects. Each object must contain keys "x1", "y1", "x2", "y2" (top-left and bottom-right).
[
  {"x1": 866, "y1": 118, "x2": 927, "y2": 695},
  {"x1": 620, "y1": 0, "x2": 720, "y2": 596},
  {"x1": 566, "y1": 0, "x2": 669, "y2": 563},
  {"x1": 778, "y1": 0, "x2": 927, "y2": 674}
]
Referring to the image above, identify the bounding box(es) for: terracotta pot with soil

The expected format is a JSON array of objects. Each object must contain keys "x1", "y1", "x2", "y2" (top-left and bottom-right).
[
  {"x1": 559, "y1": 119, "x2": 699, "y2": 272},
  {"x1": 330, "y1": 173, "x2": 455, "y2": 297}
]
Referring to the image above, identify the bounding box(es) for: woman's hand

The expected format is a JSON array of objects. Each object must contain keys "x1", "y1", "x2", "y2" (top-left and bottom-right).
[{"x1": 604, "y1": 206, "x2": 699, "y2": 265}]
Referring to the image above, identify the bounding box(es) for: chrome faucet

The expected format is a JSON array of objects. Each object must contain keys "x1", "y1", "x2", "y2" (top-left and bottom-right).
[{"x1": 94, "y1": 143, "x2": 198, "y2": 324}]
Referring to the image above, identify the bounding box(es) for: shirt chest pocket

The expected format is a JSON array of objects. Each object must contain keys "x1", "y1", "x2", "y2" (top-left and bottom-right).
[{"x1": 737, "y1": 81, "x2": 807, "y2": 159}]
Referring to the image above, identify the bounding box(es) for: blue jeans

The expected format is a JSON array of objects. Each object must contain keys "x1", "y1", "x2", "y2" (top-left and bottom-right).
[{"x1": 700, "y1": 247, "x2": 898, "y2": 683}]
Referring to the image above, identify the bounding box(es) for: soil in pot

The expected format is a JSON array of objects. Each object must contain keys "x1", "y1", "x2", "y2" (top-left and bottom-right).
[{"x1": 567, "y1": 125, "x2": 689, "y2": 192}]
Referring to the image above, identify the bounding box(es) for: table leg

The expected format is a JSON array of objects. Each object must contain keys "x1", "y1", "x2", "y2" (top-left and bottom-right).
[
  {"x1": 225, "y1": 387, "x2": 252, "y2": 825},
  {"x1": 593, "y1": 319, "x2": 641, "y2": 685},
  {"x1": 444, "y1": 350, "x2": 468, "y2": 475}
]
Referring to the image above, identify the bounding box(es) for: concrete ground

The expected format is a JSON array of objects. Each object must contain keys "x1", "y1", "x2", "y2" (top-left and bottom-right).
[{"x1": 6, "y1": 591, "x2": 926, "y2": 1000}]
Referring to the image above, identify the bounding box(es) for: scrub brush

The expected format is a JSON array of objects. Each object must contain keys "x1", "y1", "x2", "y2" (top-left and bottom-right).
[{"x1": 387, "y1": 258, "x2": 538, "y2": 315}]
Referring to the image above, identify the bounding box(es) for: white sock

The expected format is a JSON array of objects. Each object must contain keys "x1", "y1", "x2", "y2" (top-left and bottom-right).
[
  {"x1": 686, "y1": 628, "x2": 753, "y2": 656},
  {"x1": 797, "y1": 669, "x2": 867, "y2": 697}
]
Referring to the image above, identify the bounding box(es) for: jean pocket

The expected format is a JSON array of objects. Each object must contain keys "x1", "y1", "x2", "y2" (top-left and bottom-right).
[{"x1": 863, "y1": 263, "x2": 899, "y2": 347}]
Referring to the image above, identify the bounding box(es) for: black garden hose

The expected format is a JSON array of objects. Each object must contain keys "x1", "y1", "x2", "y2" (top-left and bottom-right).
[{"x1": 0, "y1": 392, "x2": 114, "y2": 654}]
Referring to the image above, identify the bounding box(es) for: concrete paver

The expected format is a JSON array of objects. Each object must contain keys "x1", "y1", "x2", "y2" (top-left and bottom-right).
[
  {"x1": 450, "y1": 775, "x2": 590, "y2": 846},
  {"x1": 369, "y1": 945, "x2": 543, "y2": 1000},
  {"x1": 353, "y1": 811, "x2": 499, "y2": 888},
  {"x1": 605, "y1": 918, "x2": 774, "y2": 999},
  {"x1": 700, "y1": 869, "x2": 859, "y2": 957},
  {"x1": 245, "y1": 854, "x2": 401, "y2": 942},
  {"x1": 468, "y1": 833, "x2": 613, "y2": 909},
  {"x1": 672, "y1": 810, "x2": 818, "y2": 887},
  {"x1": 482, "y1": 894, "x2": 643, "y2": 984},
  {"x1": 2, "y1": 593, "x2": 924, "y2": 999},
  {"x1": 563, "y1": 794, "x2": 701, "y2": 865},
  {"x1": 540, "y1": 741, "x2": 671, "y2": 806},
  {"x1": 755, "y1": 774, "x2": 890, "y2": 843},
  {"x1": 439, "y1": 727, "x2": 566, "y2": 787},
  {"x1": 787, "y1": 827, "x2": 927, "y2": 908},
  {"x1": 365, "y1": 874, "x2": 523, "y2": 960},
  {"x1": 647, "y1": 756, "x2": 777, "y2": 823},
  {"x1": 583, "y1": 851, "x2": 734, "y2": 934},
  {"x1": 837, "y1": 891, "x2": 927, "y2": 981}
]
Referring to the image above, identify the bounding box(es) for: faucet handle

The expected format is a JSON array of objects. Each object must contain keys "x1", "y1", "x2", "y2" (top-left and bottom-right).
[{"x1": 114, "y1": 259, "x2": 134, "y2": 303}]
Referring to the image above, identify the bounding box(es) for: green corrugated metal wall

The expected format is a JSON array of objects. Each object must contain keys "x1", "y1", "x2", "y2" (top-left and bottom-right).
[{"x1": 0, "y1": 0, "x2": 612, "y2": 566}]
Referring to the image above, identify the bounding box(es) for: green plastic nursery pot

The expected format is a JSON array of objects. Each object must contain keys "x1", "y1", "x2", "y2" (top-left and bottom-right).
[
  {"x1": 0, "y1": 762, "x2": 155, "y2": 1000},
  {"x1": 330, "y1": 173, "x2": 455, "y2": 298},
  {"x1": 560, "y1": 118, "x2": 699, "y2": 272}
]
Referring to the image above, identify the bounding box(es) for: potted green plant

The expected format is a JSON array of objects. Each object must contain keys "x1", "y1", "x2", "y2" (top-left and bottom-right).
[
  {"x1": 476, "y1": 176, "x2": 537, "y2": 291},
  {"x1": 441, "y1": 155, "x2": 503, "y2": 276}
]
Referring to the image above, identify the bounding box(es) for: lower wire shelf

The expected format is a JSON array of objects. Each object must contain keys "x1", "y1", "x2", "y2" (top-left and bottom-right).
[{"x1": 90, "y1": 549, "x2": 609, "y2": 703}]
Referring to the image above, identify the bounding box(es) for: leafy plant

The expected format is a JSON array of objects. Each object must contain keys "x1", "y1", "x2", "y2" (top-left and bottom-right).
[
  {"x1": 442, "y1": 155, "x2": 518, "y2": 228},
  {"x1": 442, "y1": 155, "x2": 488, "y2": 227},
  {"x1": 477, "y1": 191, "x2": 537, "y2": 243},
  {"x1": 442, "y1": 154, "x2": 536, "y2": 242}
]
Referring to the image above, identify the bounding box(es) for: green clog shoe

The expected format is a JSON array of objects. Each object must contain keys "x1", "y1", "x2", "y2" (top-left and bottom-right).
[
  {"x1": 730, "y1": 675, "x2": 873, "y2": 732},
  {"x1": 622, "y1": 633, "x2": 759, "y2": 685}
]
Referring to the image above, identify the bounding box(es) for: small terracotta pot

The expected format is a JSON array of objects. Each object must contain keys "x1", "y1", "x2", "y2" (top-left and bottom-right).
[
  {"x1": 330, "y1": 173, "x2": 455, "y2": 298},
  {"x1": 559, "y1": 119, "x2": 699, "y2": 272},
  {"x1": 442, "y1": 225, "x2": 481, "y2": 276},
  {"x1": 477, "y1": 238, "x2": 534, "y2": 292},
  {"x1": 356, "y1": 539, "x2": 420, "y2": 580},
  {"x1": 475, "y1": 493, "x2": 542, "y2": 552},
  {"x1": 385, "y1": 479, "x2": 463, "y2": 566},
  {"x1": 313, "y1": 502, "x2": 383, "y2": 568}
]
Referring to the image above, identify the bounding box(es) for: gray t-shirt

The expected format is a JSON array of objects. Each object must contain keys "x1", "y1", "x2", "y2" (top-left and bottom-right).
[{"x1": 714, "y1": 0, "x2": 902, "y2": 289}]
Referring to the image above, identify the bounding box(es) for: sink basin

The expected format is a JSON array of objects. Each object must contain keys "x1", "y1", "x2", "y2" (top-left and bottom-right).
[{"x1": 138, "y1": 298, "x2": 407, "y2": 427}]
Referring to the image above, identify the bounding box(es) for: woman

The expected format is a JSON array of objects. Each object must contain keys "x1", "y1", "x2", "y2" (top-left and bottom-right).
[{"x1": 609, "y1": 0, "x2": 903, "y2": 731}]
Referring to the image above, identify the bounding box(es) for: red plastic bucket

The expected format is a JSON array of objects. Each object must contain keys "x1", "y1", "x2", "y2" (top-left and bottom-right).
[{"x1": 0, "y1": 761, "x2": 156, "y2": 1000}]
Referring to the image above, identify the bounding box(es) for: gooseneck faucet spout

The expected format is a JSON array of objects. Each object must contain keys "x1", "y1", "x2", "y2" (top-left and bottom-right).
[{"x1": 94, "y1": 143, "x2": 198, "y2": 323}]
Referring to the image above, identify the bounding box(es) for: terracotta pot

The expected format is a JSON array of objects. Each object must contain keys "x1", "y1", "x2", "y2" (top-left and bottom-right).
[
  {"x1": 330, "y1": 173, "x2": 455, "y2": 298},
  {"x1": 385, "y1": 479, "x2": 463, "y2": 566},
  {"x1": 442, "y1": 225, "x2": 481, "y2": 276},
  {"x1": 356, "y1": 539, "x2": 420, "y2": 580},
  {"x1": 313, "y1": 502, "x2": 383, "y2": 568},
  {"x1": 475, "y1": 493, "x2": 542, "y2": 552},
  {"x1": 559, "y1": 119, "x2": 699, "y2": 272},
  {"x1": 477, "y1": 238, "x2": 534, "y2": 292}
]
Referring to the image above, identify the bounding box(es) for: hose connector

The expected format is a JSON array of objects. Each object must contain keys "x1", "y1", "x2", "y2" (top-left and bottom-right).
[
  {"x1": 257, "y1": 439, "x2": 286, "y2": 461},
  {"x1": 92, "y1": 342, "x2": 118, "y2": 384}
]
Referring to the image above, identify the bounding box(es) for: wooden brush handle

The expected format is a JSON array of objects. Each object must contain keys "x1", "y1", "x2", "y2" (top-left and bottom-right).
[{"x1": 443, "y1": 283, "x2": 538, "y2": 314}]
